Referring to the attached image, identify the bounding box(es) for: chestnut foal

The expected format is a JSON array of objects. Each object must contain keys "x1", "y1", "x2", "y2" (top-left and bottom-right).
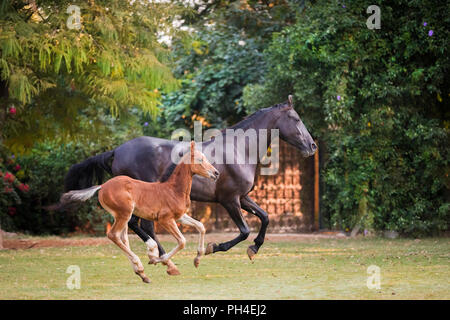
[{"x1": 59, "y1": 141, "x2": 219, "y2": 283}]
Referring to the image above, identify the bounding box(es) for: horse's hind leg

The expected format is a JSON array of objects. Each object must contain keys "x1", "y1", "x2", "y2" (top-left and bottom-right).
[
  {"x1": 178, "y1": 214, "x2": 206, "y2": 268},
  {"x1": 240, "y1": 195, "x2": 269, "y2": 260},
  {"x1": 108, "y1": 216, "x2": 150, "y2": 284}
]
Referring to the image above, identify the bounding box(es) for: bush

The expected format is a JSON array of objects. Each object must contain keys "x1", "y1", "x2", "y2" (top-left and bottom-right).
[
  {"x1": 1, "y1": 142, "x2": 113, "y2": 235},
  {"x1": 0, "y1": 145, "x2": 28, "y2": 231},
  {"x1": 244, "y1": 0, "x2": 450, "y2": 236},
  {"x1": 323, "y1": 108, "x2": 449, "y2": 236}
]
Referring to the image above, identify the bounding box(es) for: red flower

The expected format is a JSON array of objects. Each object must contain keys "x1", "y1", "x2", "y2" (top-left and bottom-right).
[
  {"x1": 14, "y1": 164, "x2": 21, "y2": 171},
  {"x1": 3, "y1": 172, "x2": 15, "y2": 183},
  {"x1": 7, "y1": 207, "x2": 16, "y2": 216},
  {"x1": 9, "y1": 107, "x2": 16, "y2": 115},
  {"x1": 18, "y1": 183, "x2": 30, "y2": 192}
]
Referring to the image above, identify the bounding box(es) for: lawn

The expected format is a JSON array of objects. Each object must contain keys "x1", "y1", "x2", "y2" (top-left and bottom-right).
[{"x1": 0, "y1": 233, "x2": 448, "y2": 299}]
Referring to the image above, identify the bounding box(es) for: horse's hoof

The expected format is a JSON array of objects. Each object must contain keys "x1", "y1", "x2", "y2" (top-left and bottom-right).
[
  {"x1": 165, "y1": 260, "x2": 181, "y2": 276},
  {"x1": 166, "y1": 267, "x2": 181, "y2": 276},
  {"x1": 247, "y1": 246, "x2": 258, "y2": 260},
  {"x1": 136, "y1": 271, "x2": 151, "y2": 284},
  {"x1": 194, "y1": 257, "x2": 200, "y2": 268},
  {"x1": 205, "y1": 242, "x2": 216, "y2": 255}
]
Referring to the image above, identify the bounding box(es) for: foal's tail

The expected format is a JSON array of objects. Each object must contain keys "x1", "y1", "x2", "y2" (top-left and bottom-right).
[
  {"x1": 47, "y1": 186, "x2": 102, "y2": 211},
  {"x1": 61, "y1": 185, "x2": 102, "y2": 203},
  {"x1": 57, "y1": 185, "x2": 102, "y2": 210}
]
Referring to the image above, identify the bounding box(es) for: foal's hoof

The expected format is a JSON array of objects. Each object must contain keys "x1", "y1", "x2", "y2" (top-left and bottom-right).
[
  {"x1": 166, "y1": 267, "x2": 181, "y2": 276},
  {"x1": 164, "y1": 260, "x2": 181, "y2": 276},
  {"x1": 247, "y1": 245, "x2": 258, "y2": 260},
  {"x1": 205, "y1": 242, "x2": 216, "y2": 255},
  {"x1": 136, "y1": 272, "x2": 151, "y2": 284},
  {"x1": 194, "y1": 256, "x2": 201, "y2": 268}
]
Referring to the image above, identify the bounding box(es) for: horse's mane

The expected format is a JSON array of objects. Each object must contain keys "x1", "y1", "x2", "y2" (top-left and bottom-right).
[
  {"x1": 159, "y1": 101, "x2": 290, "y2": 181},
  {"x1": 160, "y1": 161, "x2": 178, "y2": 182},
  {"x1": 228, "y1": 101, "x2": 289, "y2": 130}
]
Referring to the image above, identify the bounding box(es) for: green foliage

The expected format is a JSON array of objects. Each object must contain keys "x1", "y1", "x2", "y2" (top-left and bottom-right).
[
  {"x1": 323, "y1": 108, "x2": 449, "y2": 235},
  {"x1": 1, "y1": 141, "x2": 110, "y2": 235},
  {"x1": 0, "y1": 144, "x2": 27, "y2": 230},
  {"x1": 161, "y1": 27, "x2": 266, "y2": 129},
  {"x1": 244, "y1": 0, "x2": 450, "y2": 235},
  {"x1": 0, "y1": 0, "x2": 182, "y2": 152},
  {"x1": 0, "y1": 107, "x2": 142, "y2": 234},
  {"x1": 159, "y1": 0, "x2": 300, "y2": 130}
]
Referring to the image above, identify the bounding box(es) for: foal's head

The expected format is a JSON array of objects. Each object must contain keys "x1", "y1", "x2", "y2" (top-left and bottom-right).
[{"x1": 184, "y1": 141, "x2": 219, "y2": 180}]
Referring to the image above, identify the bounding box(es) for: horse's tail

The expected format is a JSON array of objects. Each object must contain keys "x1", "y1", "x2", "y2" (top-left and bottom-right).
[
  {"x1": 44, "y1": 150, "x2": 113, "y2": 212},
  {"x1": 52, "y1": 185, "x2": 102, "y2": 211},
  {"x1": 64, "y1": 150, "x2": 114, "y2": 192}
]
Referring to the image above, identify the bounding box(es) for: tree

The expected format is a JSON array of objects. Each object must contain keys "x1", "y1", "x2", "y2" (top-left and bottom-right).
[
  {"x1": 158, "y1": 0, "x2": 301, "y2": 131},
  {"x1": 0, "y1": 0, "x2": 183, "y2": 152},
  {"x1": 246, "y1": 0, "x2": 449, "y2": 235}
]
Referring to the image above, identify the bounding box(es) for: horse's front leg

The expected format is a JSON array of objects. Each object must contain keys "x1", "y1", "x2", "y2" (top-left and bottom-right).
[
  {"x1": 154, "y1": 219, "x2": 186, "y2": 264},
  {"x1": 240, "y1": 195, "x2": 269, "y2": 260},
  {"x1": 205, "y1": 198, "x2": 250, "y2": 255},
  {"x1": 178, "y1": 213, "x2": 206, "y2": 267},
  {"x1": 129, "y1": 216, "x2": 180, "y2": 275}
]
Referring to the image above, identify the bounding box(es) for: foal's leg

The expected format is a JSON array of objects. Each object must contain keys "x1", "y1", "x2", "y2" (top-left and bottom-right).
[
  {"x1": 141, "y1": 219, "x2": 180, "y2": 275},
  {"x1": 178, "y1": 214, "x2": 206, "y2": 267},
  {"x1": 120, "y1": 227, "x2": 130, "y2": 250},
  {"x1": 155, "y1": 219, "x2": 186, "y2": 264},
  {"x1": 108, "y1": 216, "x2": 150, "y2": 283},
  {"x1": 129, "y1": 216, "x2": 180, "y2": 275}
]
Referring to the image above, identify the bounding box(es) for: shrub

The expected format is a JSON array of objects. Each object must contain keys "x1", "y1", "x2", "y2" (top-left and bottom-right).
[
  {"x1": 1, "y1": 142, "x2": 113, "y2": 235},
  {"x1": 244, "y1": 0, "x2": 450, "y2": 236}
]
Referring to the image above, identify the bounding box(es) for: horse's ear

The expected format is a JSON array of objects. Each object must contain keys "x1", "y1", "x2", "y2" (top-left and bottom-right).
[
  {"x1": 190, "y1": 141, "x2": 195, "y2": 162},
  {"x1": 288, "y1": 95, "x2": 293, "y2": 107},
  {"x1": 280, "y1": 95, "x2": 293, "y2": 111}
]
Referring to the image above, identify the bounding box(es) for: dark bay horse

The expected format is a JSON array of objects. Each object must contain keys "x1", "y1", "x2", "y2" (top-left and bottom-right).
[{"x1": 63, "y1": 96, "x2": 316, "y2": 274}]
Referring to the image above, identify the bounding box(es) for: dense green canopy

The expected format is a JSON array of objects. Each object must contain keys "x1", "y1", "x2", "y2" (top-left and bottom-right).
[{"x1": 0, "y1": 0, "x2": 182, "y2": 152}]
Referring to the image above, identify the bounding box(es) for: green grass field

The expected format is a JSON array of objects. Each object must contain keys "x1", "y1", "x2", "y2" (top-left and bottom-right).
[{"x1": 0, "y1": 234, "x2": 449, "y2": 299}]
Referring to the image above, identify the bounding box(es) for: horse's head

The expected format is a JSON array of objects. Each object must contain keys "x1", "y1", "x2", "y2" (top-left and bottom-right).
[
  {"x1": 188, "y1": 141, "x2": 220, "y2": 180},
  {"x1": 275, "y1": 95, "x2": 317, "y2": 157}
]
